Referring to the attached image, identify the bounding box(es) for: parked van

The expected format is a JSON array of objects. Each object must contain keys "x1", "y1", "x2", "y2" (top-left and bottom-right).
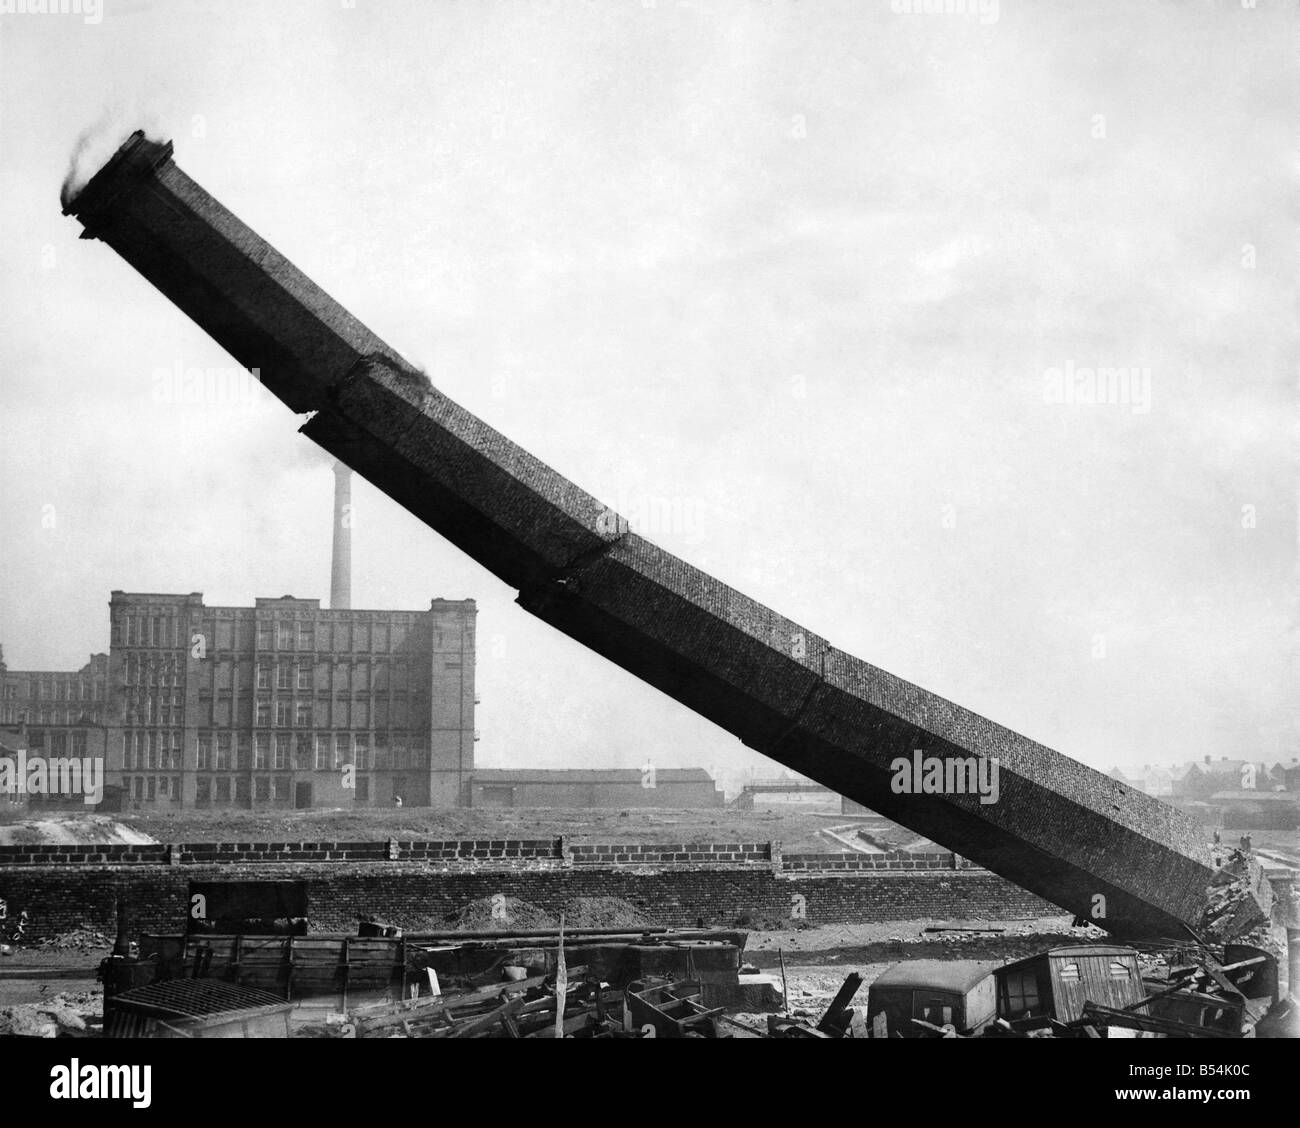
[{"x1": 865, "y1": 960, "x2": 999, "y2": 1037}]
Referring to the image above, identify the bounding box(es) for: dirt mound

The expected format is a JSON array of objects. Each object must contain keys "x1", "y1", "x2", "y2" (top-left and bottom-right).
[
  {"x1": 444, "y1": 897, "x2": 558, "y2": 932},
  {"x1": 0, "y1": 816, "x2": 156, "y2": 846},
  {"x1": 560, "y1": 897, "x2": 650, "y2": 930}
]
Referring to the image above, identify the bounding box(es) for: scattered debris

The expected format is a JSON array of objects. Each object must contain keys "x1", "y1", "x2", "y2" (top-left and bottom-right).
[
  {"x1": 627, "y1": 978, "x2": 724, "y2": 1037},
  {"x1": 0, "y1": 991, "x2": 99, "y2": 1039},
  {"x1": 1200, "y1": 851, "x2": 1277, "y2": 951},
  {"x1": 923, "y1": 926, "x2": 1004, "y2": 934},
  {"x1": 350, "y1": 965, "x2": 624, "y2": 1039},
  {"x1": 36, "y1": 926, "x2": 111, "y2": 951}
]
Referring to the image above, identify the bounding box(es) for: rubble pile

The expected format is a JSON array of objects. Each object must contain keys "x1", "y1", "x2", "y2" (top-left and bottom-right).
[
  {"x1": 561, "y1": 897, "x2": 650, "y2": 930},
  {"x1": 0, "y1": 991, "x2": 98, "y2": 1038},
  {"x1": 36, "y1": 926, "x2": 112, "y2": 952},
  {"x1": 345, "y1": 971, "x2": 746, "y2": 1039},
  {"x1": 1200, "y1": 852, "x2": 1280, "y2": 955}
]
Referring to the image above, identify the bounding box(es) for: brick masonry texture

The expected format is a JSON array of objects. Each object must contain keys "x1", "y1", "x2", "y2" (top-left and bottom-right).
[
  {"x1": 0, "y1": 864, "x2": 1059, "y2": 939},
  {"x1": 3, "y1": 840, "x2": 1293, "y2": 939},
  {"x1": 0, "y1": 839, "x2": 933, "y2": 868},
  {"x1": 0, "y1": 838, "x2": 564, "y2": 867},
  {"x1": 568, "y1": 843, "x2": 773, "y2": 866}
]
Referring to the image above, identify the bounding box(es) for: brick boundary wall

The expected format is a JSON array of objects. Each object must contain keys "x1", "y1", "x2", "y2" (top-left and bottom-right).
[
  {"x1": 0, "y1": 863, "x2": 1064, "y2": 938},
  {"x1": 568, "y1": 842, "x2": 774, "y2": 866},
  {"x1": 781, "y1": 852, "x2": 981, "y2": 871},
  {"x1": 0, "y1": 839, "x2": 962, "y2": 870},
  {"x1": 1, "y1": 864, "x2": 1292, "y2": 941},
  {"x1": 1, "y1": 840, "x2": 1291, "y2": 939},
  {"x1": 0, "y1": 840, "x2": 565, "y2": 867}
]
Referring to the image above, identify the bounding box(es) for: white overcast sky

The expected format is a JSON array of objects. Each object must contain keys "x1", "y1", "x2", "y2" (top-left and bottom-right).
[{"x1": 0, "y1": 0, "x2": 1296, "y2": 778}]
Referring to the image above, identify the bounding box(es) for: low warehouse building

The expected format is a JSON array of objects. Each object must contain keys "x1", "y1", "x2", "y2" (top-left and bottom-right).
[
  {"x1": 470, "y1": 768, "x2": 723, "y2": 808},
  {"x1": 1209, "y1": 790, "x2": 1299, "y2": 831}
]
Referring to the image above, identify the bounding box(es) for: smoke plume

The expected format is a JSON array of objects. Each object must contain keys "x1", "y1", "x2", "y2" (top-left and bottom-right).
[{"x1": 60, "y1": 106, "x2": 167, "y2": 210}]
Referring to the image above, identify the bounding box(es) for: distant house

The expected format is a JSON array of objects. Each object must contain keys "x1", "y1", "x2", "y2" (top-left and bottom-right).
[
  {"x1": 1169, "y1": 762, "x2": 1215, "y2": 800},
  {"x1": 1108, "y1": 765, "x2": 1173, "y2": 798},
  {"x1": 1145, "y1": 766, "x2": 1174, "y2": 797},
  {"x1": 469, "y1": 768, "x2": 724, "y2": 809},
  {"x1": 1264, "y1": 758, "x2": 1298, "y2": 790},
  {"x1": 1197, "y1": 757, "x2": 1262, "y2": 790},
  {"x1": 1114, "y1": 758, "x2": 1292, "y2": 803},
  {"x1": 1278, "y1": 756, "x2": 1300, "y2": 792}
]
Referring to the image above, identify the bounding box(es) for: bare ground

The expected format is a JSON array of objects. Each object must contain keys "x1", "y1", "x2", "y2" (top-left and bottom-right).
[{"x1": 110, "y1": 806, "x2": 883, "y2": 853}]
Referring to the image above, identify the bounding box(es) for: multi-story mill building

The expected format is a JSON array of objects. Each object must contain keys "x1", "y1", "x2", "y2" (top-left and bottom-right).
[
  {"x1": 1, "y1": 592, "x2": 477, "y2": 810},
  {"x1": 0, "y1": 648, "x2": 111, "y2": 802}
]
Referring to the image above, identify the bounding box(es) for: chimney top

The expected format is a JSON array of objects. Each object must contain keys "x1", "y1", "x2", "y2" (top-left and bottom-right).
[
  {"x1": 62, "y1": 131, "x2": 173, "y2": 220},
  {"x1": 331, "y1": 462, "x2": 352, "y2": 611}
]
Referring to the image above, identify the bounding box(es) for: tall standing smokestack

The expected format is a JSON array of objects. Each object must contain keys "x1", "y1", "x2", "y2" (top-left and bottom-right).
[{"x1": 331, "y1": 462, "x2": 352, "y2": 610}]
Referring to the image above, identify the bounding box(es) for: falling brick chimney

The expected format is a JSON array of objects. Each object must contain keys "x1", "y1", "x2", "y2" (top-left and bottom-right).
[
  {"x1": 331, "y1": 461, "x2": 352, "y2": 611},
  {"x1": 62, "y1": 130, "x2": 1274, "y2": 941}
]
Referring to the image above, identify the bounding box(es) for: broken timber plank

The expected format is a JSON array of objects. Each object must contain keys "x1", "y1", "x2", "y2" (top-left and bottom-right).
[
  {"x1": 355, "y1": 974, "x2": 546, "y2": 1036},
  {"x1": 1082, "y1": 1002, "x2": 1242, "y2": 1038},
  {"x1": 449, "y1": 997, "x2": 526, "y2": 1039},
  {"x1": 817, "y1": 972, "x2": 864, "y2": 1035}
]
